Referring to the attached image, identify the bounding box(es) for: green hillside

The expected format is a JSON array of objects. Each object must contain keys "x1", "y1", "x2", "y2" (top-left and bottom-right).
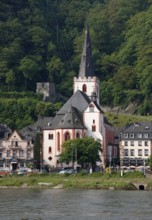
[{"x1": 0, "y1": 0, "x2": 152, "y2": 129}]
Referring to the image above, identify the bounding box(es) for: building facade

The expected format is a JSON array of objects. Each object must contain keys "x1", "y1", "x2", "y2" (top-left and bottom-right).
[
  {"x1": 120, "y1": 122, "x2": 152, "y2": 167},
  {"x1": 0, "y1": 130, "x2": 34, "y2": 170}
]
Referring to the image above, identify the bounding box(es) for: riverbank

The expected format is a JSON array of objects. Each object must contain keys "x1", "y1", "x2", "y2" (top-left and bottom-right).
[{"x1": 0, "y1": 172, "x2": 152, "y2": 190}]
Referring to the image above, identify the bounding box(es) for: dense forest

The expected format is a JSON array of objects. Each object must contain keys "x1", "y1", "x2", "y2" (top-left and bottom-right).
[{"x1": 0, "y1": 0, "x2": 152, "y2": 129}]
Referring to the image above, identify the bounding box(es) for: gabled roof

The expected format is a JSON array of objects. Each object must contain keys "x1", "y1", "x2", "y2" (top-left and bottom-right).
[
  {"x1": 57, "y1": 90, "x2": 90, "y2": 115},
  {"x1": 78, "y1": 26, "x2": 95, "y2": 78}
]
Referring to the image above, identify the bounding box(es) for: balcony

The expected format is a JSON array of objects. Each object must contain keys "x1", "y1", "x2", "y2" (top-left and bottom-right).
[{"x1": 8, "y1": 145, "x2": 21, "y2": 149}]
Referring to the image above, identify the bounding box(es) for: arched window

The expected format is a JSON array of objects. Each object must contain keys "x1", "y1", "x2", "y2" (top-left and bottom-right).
[
  {"x1": 57, "y1": 132, "x2": 60, "y2": 151},
  {"x1": 82, "y1": 84, "x2": 87, "y2": 92},
  {"x1": 76, "y1": 132, "x2": 80, "y2": 138},
  {"x1": 65, "y1": 132, "x2": 70, "y2": 141},
  {"x1": 48, "y1": 147, "x2": 52, "y2": 154}
]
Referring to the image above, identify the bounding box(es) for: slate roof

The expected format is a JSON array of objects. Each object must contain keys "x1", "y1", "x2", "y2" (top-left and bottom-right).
[
  {"x1": 19, "y1": 116, "x2": 53, "y2": 140},
  {"x1": 121, "y1": 122, "x2": 152, "y2": 140},
  {"x1": 57, "y1": 90, "x2": 90, "y2": 114},
  {"x1": 0, "y1": 124, "x2": 11, "y2": 139},
  {"x1": 123, "y1": 122, "x2": 152, "y2": 133},
  {"x1": 57, "y1": 106, "x2": 85, "y2": 129},
  {"x1": 78, "y1": 26, "x2": 95, "y2": 78}
]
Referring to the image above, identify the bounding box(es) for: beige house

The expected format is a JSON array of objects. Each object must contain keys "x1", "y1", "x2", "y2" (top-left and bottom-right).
[{"x1": 0, "y1": 130, "x2": 34, "y2": 170}]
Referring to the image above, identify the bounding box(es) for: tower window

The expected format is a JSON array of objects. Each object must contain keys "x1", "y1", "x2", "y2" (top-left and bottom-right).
[
  {"x1": 92, "y1": 125, "x2": 96, "y2": 132},
  {"x1": 48, "y1": 147, "x2": 52, "y2": 154},
  {"x1": 48, "y1": 133, "x2": 53, "y2": 140},
  {"x1": 82, "y1": 84, "x2": 87, "y2": 92}
]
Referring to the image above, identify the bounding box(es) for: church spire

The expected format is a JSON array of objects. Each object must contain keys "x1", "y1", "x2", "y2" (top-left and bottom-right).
[{"x1": 78, "y1": 26, "x2": 94, "y2": 78}]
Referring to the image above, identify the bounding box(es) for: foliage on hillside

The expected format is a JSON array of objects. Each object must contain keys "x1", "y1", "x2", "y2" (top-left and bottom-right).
[
  {"x1": 0, "y1": 93, "x2": 62, "y2": 129},
  {"x1": 105, "y1": 112, "x2": 152, "y2": 127},
  {"x1": 0, "y1": 0, "x2": 152, "y2": 127}
]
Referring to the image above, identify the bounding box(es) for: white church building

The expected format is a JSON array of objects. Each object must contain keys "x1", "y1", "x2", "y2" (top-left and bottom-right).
[{"x1": 42, "y1": 27, "x2": 115, "y2": 168}]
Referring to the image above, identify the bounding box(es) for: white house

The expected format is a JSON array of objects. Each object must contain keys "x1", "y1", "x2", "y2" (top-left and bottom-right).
[{"x1": 120, "y1": 122, "x2": 152, "y2": 167}]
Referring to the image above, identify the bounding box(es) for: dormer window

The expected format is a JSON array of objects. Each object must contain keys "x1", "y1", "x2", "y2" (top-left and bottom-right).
[
  {"x1": 138, "y1": 133, "x2": 142, "y2": 138},
  {"x1": 124, "y1": 134, "x2": 128, "y2": 138},
  {"x1": 130, "y1": 134, "x2": 134, "y2": 138},
  {"x1": 144, "y1": 133, "x2": 148, "y2": 138}
]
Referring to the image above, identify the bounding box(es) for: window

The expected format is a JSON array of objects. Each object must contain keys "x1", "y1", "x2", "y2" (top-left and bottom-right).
[
  {"x1": 13, "y1": 150, "x2": 17, "y2": 157},
  {"x1": 144, "y1": 133, "x2": 149, "y2": 138},
  {"x1": 48, "y1": 147, "x2": 52, "y2": 154},
  {"x1": 138, "y1": 133, "x2": 142, "y2": 138},
  {"x1": 89, "y1": 103, "x2": 94, "y2": 112},
  {"x1": 144, "y1": 149, "x2": 149, "y2": 156},
  {"x1": 0, "y1": 151, "x2": 2, "y2": 158},
  {"x1": 92, "y1": 125, "x2": 96, "y2": 132},
  {"x1": 27, "y1": 151, "x2": 31, "y2": 158},
  {"x1": 124, "y1": 133, "x2": 128, "y2": 138},
  {"x1": 48, "y1": 133, "x2": 53, "y2": 140},
  {"x1": 76, "y1": 132, "x2": 80, "y2": 138},
  {"x1": 65, "y1": 132, "x2": 70, "y2": 141},
  {"x1": 82, "y1": 84, "x2": 87, "y2": 92},
  {"x1": 124, "y1": 149, "x2": 128, "y2": 156},
  {"x1": 145, "y1": 141, "x2": 148, "y2": 146},
  {"x1": 57, "y1": 132, "x2": 60, "y2": 151},
  {"x1": 19, "y1": 150, "x2": 24, "y2": 157},
  {"x1": 11, "y1": 141, "x2": 18, "y2": 147},
  {"x1": 124, "y1": 141, "x2": 128, "y2": 146},
  {"x1": 130, "y1": 134, "x2": 134, "y2": 138},
  {"x1": 130, "y1": 141, "x2": 134, "y2": 146},
  {"x1": 138, "y1": 149, "x2": 142, "y2": 156},
  {"x1": 6, "y1": 150, "x2": 10, "y2": 157},
  {"x1": 130, "y1": 149, "x2": 134, "y2": 156},
  {"x1": 138, "y1": 141, "x2": 142, "y2": 146}
]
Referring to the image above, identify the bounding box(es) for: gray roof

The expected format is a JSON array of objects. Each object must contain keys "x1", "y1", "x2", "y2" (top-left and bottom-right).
[
  {"x1": 57, "y1": 90, "x2": 90, "y2": 114},
  {"x1": 57, "y1": 106, "x2": 85, "y2": 129},
  {"x1": 0, "y1": 124, "x2": 11, "y2": 139},
  {"x1": 19, "y1": 116, "x2": 53, "y2": 140},
  {"x1": 121, "y1": 122, "x2": 152, "y2": 140},
  {"x1": 45, "y1": 89, "x2": 105, "y2": 130},
  {"x1": 123, "y1": 122, "x2": 152, "y2": 133},
  {"x1": 78, "y1": 26, "x2": 95, "y2": 78}
]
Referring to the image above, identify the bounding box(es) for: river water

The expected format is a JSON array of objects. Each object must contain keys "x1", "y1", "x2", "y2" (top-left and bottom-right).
[{"x1": 0, "y1": 188, "x2": 152, "y2": 220}]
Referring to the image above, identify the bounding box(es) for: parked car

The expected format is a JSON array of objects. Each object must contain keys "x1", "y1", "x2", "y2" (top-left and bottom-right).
[
  {"x1": 17, "y1": 167, "x2": 29, "y2": 175},
  {"x1": 17, "y1": 169, "x2": 28, "y2": 175},
  {"x1": 59, "y1": 169, "x2": 76, "y2": 174}
]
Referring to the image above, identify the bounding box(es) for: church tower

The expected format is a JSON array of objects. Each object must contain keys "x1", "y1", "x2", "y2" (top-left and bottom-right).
[{"x1": 73, "y1": 26, "x2": 100, "y2": 104}]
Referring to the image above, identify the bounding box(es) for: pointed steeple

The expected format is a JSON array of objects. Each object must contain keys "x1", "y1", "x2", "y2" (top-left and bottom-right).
[{"x1": 78, "y1": 26, "x2": 94, "y2": 78}]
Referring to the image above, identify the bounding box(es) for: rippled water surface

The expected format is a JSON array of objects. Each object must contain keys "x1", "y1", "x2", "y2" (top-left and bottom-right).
[{"x1": 0, "y1": 188, "x2": 152, "y2": 220}]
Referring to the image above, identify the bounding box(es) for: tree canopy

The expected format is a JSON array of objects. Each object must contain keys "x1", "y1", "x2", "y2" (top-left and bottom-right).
[{"x1": 60, "y1": 137, "x2": 102, "y2": 170}]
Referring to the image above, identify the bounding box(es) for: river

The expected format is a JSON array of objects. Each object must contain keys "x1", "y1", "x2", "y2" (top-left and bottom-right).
[{"x1": 0, "y1": 188, "x2": 152, "y2": 220}]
